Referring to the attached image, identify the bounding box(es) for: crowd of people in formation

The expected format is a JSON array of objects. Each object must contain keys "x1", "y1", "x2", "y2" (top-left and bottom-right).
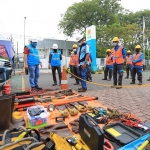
[
  {"x1": 23, "y1": 36, "x2": 149, "y2": 92},
  {"x1": 102, "y1": 37, "x2": 144, "y2": 89}
]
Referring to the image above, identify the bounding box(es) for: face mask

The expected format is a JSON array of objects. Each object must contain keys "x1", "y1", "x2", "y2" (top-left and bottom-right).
[
  {"x1": 78, "y1": 43, "x2": 82, "y2": 46},
  {"x1": 73, "y1": 49, "x2": 76, "y2": 52},
  {"x1": 136, "y1": 49, "x2": 140, "y2": 52},
  {"x1": 113, "y1": 43, "x2": 117, "y2": 47},
  {"x1": 31, "y1": 42, "x2": 37, "y2": 47}
]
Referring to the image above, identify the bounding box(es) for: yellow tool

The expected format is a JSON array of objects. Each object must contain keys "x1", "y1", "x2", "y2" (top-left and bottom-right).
[{"x1": 137, "y1": 137, "x2": 150, "y2": 150}]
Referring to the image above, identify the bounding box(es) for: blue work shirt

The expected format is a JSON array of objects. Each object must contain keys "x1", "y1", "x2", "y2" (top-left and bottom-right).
[
  {"x1": 77, "y1": 42, "x2": 89, "y2": 65},
  {"x1": 132, "y1": 52, "x2": 144, "y2": 68}
]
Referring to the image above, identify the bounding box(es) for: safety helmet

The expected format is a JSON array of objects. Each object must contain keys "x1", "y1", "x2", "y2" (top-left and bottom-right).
[
  {"x1": 71, "y1": 51, "x2": 74, "y2": 54},
  {"x1": 135, "y1": 45, "x2": 141, "y2": 49},
  {"x1": 106, "y1": 49, "x2": 111, "y2": 53},
  {"x1": 112, "y1": 37, "x2": 119, "y2": 42},
  {"x1": 76, "y1": 36, "x2": 83, "y2": 42},
  {"x1": 52, "y1": 44, "x2": 58, "y2": 49},
  {"x1": 127, "y1": 50, "x2": 131, "y2": 53},
  {"x1": 28, "y1": 38, "x2": 38, "y2": 43},
  {"x1": 72, "y1": 44, "x2": 78, "y2": 49}
]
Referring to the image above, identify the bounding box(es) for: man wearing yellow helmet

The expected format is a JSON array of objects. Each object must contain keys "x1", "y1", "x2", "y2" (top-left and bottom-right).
[
  {"x1": 130, "y1": 45, "x2": 144, "y2": 85},
  {"x1": 111, "y1": 37, "x2": 126, "y2": 89},
  {"x1": 102, "y1": 49, "x2": 113, "y2": 81},
  {"x1": 125, "y1": 50, "x2": 132, "y2": 79},
  {"x1": 69, "y1": 51, "x2": 74, "y2": 78},
  {"x1": 72, "y1": 44, "x2": 80, "y2": 85}
]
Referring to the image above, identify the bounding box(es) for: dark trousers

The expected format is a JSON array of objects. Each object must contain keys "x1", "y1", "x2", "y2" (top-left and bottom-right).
[
  {"x1": 73, "y1": 66, "x2": 79, "y2": 83},
  {"x1": 104, "y1": 67, "x2": 112, "y2": 79},
  {"x1": 70, "y1": 65, "x2": 74, "y2": 77},
  {"x1": 132, "y1": 68, "x2": 142, "y2": 83},
  {"x1": 87, "y1": 64, "x2": 92, "y2": 80},
  {"x1": 113, "y1": 64, "x2": 123, "y2": 85},
  {"x1": 79, "y1": 66, "x2": 87, "y2": 89},
  {"x1": 52, "y1": 66, "x2": 61, "y2": 84},
  {"x1": 126, "y1": 64, "x2": 132, "y2": 78}
]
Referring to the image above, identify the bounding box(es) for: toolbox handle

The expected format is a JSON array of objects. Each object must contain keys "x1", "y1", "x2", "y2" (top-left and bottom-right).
[{"x1": 84, "y1": 114, "x2": 99, "y2": 127}]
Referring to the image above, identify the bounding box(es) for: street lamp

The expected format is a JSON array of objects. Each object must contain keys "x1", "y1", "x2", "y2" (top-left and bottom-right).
[{"x1": 24, "y1": 17, "x2": 26, "y2": 46}]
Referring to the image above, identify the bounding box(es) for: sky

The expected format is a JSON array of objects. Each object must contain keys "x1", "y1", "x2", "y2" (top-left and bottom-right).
[{"x1": 0, "y1": 0, "x2": 149, "y2": 52}]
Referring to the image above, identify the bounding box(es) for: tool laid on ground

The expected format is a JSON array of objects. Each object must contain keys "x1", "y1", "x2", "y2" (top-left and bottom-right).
[
  {"x1": 79, "y1": 114, "x2": 104, "y2": 150},
  {"x1": 66, "y1": 137, "x2": 85, "y2": 150},
  {"x1": 107, "y1": 108, "x2": 120, "y2": 119},
  {"x1": 87, "y1": 107, "x2": 107, "y2": 123}
]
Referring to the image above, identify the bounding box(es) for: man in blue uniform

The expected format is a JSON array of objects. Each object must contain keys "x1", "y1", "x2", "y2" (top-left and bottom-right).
[
  {"x1": 48, "y1": 44, "x2": 62, "y2": 86},
  {"x1": 76, "y1": 36, "x2": 89, "y2": 92},
  {"x1": 24, "y1": 38, "x2": 42, "y2": 91}
]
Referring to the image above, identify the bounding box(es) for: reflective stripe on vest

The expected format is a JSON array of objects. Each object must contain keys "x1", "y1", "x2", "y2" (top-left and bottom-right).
[
  {"x1": 106, "y1": 55, "x2": 113, "y2": 65},
  {"x1": 112, "y1": 46, "x2": 124, "y2": 64},
  {"x1": 126, "y1": 55, "x2": 132, "y2": 65},
  {"x1": 133, "y1": 52, "x2": 143, "y2": 66},
  {"x1": 72, "y1": 54, "x2": 79, "y2": 66}
]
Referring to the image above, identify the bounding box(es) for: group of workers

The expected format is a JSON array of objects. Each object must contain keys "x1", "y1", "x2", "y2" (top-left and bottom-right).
[
  {"x1": 103, "y1": 37, "x2": 144, "y2": 89},
  {"x1": 23, "y1": 36, "x2": 147, "y2": 92}
]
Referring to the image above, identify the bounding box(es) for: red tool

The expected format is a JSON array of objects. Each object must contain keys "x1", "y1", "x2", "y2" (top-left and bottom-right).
[
  {"x1": 122, "y1": 119, "x2": 141, "y2": 128},
  {"x1": 104, "y1": 139, "x2": 114, "y2": 150}
]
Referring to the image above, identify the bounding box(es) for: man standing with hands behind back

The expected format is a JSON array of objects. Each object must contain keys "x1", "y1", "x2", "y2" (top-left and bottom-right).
[
  {"x1": 24, "y1": 38, "x2": 43, "y2": 91},
  {"x1": 48, "y1": 44, "x2": 62, "y2": 86}
]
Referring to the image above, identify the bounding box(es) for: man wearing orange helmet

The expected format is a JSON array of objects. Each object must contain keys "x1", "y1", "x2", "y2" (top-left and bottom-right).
[{"x1": 130, "y1": 45, "x2": 144, "y2": 85}]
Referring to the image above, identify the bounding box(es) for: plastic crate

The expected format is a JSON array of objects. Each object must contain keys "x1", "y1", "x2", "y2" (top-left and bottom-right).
[{"x1": 27, "y1": 105, "x2": 48, "y2": 126}]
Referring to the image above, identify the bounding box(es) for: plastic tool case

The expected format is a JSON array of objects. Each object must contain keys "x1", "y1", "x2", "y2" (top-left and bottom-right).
[{"x1": 79, "y1": 114, "x2": 104, "y2": 150}]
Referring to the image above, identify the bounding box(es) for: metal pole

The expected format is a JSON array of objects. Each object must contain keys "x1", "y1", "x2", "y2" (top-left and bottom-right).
[
  {"x1": 17, "y1": 41, "x2": 19, "y2": 69},
  {"x1": 24, "y1": 17, "x2": 26, "y2": 46}
]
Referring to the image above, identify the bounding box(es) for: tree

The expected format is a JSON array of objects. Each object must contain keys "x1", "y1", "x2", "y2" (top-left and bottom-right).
[{"x1": 58, "y1": 0, "x2": 122, "y2": 37}]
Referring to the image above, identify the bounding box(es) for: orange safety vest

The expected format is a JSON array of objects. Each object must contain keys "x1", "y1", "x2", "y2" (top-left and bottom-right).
[
  {"x1": 106, "y1": 55, "x2": 113, "y2": 65},
  {"x1": 111, "y1": 46, "x2": 124, "y2": 64},
  {"x1": 133, "y1": 52, "x2": 143, "y2": 66},
  {"x1": 126, "y1": 55, "x2": 132, "y2": 65},
  {"x1": 69, "y1": 54, "x2": 74, "y2": 65},
  {"x1": 72, "y1": 54, "x2": 79, "y2": 66}
]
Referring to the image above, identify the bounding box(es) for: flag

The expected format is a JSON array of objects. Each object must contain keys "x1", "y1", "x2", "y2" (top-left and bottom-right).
[{"x1": 143, "y1": 16, "x2": 146, "y2": 33}]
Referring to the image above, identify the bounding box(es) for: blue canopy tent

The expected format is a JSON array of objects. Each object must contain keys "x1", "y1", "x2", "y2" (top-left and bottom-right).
[{"x1": 0, "y1": 34, "x2": 12, "y2": 61}]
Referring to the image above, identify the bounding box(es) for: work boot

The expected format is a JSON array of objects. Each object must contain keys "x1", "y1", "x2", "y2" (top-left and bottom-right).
[
  {"x1": 53, "y1": 83, "x2": 57, "y2": 86},
  {"x1": 138, "y1": 82, "x2": 142, "y2": 85},
  {"x1": 74, "y1": 83, "x2": 79, "y2": 85},
  {"x1": 35, "y1": 85, "x2": 43, "y2": 90},
  {"x1": 130, "y1": 82, "x2": 135, "y2": 84},
  {"x1": 111, "y1": 85, "x2": 117, "y2": 88},
  {"x1": 116, "y1": 85, "x2": 122, "y2": 89},
  {"x1": 147, "y1": 78, "x2": 150, "y2": 81},
  {"x1": 102, "y1": 78, "x2": 107, "y2": 80},
  {"x1": 31, "y1": 87, "x2": 38, "y2": 91},
  {"x1": 78, "y1": 88, "x2": 87, "y2": 92},
  {"x1": 0, "y1": 95, "x2": 12, "y2": 132}
]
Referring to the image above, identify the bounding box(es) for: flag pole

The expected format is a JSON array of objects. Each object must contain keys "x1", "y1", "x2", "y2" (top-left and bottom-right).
[{"x1": 143, "y1": 16, "x2": 145, "y2": 62}]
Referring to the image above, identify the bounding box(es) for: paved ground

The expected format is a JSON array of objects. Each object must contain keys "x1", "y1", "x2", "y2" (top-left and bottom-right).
[{"x1": 22, "y1": 71, "x2": 150, "y2": 122}]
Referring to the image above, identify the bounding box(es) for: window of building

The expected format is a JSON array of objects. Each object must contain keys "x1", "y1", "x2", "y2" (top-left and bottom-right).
[
  {"x1": 59, "y1": 49, "x2": 63, "y2": 54},
  {"x1": 68, "y1": 49, "x2": 73, "y2": 55}
]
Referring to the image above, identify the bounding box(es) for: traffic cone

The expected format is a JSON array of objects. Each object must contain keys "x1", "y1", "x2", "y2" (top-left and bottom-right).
[{"x1": 60, "y1": 66, "x2": 69, "y2": 90}]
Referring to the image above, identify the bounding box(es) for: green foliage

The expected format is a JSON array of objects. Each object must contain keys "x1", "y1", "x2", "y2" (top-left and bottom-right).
[{"x1": 58, "y1": 0, "x2": 150, "y2": 59}]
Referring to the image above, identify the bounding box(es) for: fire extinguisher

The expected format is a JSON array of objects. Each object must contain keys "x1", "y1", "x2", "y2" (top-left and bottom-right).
[{"x1": 3, "y1": 83, "x2": 11, "y2": 94}]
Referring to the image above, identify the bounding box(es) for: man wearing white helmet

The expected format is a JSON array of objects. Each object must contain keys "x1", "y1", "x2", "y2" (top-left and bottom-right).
[
  {"x1": 76, "y1": 35, "x2": 89, "y2": 92},
  {"x1": 48, "y1": 44, "x2": 62, "y2": 86},
  {"x1": 24, "y1": 38, "x2": 42, "y2": 91}
]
